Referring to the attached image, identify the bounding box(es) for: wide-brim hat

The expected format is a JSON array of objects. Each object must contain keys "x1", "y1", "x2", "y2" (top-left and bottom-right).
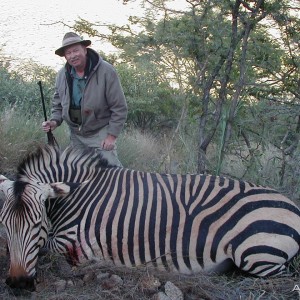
[{"x1": 55, "y1": 32, "x2": 91, "y2": 57}]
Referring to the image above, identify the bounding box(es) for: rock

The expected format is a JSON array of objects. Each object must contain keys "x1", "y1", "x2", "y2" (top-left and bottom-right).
[
  {"x1": 54, "y1": 279, "x2": 67, "y2": 293},
  {"x1": 75, "y1": 278, "x2": 84, "y2": 287},
  {"x1": 164, "y1": 281, "x2": 184, "y2": 300},
  {"x1": 101, "y1": 274, "x2": 123, "y2": 289},
  {"x1": 152, "y1": 292, "x2": 171, "y2": 300},
  {"x1": 83, "y1": 272, "x2": 96, "y2": 283},
  {"x1": 139, "y1": 275, "x2": 161, "y2": 293},
  {"x1": 152, "y1": 281, "x2": 184, "y2": 300},
  {"x1": 96, "y1": 272, "x2": 110, "y2": 281},
  {"x1": 66, "y1": 279, "x2": 74, "y2": 287}
]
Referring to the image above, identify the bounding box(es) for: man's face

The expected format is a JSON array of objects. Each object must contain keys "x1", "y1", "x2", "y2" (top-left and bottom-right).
[{"x1": 64, "y1": 43, "x2": 87, "y2": 69}]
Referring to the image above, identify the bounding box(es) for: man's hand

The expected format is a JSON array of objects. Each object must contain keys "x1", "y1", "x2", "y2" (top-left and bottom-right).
[
  {"x1": 42, "y1": 120, "x2": 58, "y2": 132},
  {"x1": 101, "y1": 134, "x2": 117, "y2": 151}
]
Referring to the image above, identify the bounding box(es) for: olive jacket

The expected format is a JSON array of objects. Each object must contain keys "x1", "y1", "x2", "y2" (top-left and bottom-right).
[{"x1": 51, "y1": 48, "x2": 127, "y2": 137}]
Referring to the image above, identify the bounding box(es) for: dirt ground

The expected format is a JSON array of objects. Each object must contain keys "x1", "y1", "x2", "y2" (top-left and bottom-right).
[{"x1": 0, "y1": 230, "x2": 300, "y2": 300}]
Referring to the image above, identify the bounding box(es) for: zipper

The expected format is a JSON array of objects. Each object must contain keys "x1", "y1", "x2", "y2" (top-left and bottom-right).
[{"x1": 79, "y1": 67, "x2": 96, "y2": 131}]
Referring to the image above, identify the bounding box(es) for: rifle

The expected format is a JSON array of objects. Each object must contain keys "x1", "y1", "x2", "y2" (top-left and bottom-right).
[{"x1": 38, "y1": 81, "x2": 57, "y2": 146}]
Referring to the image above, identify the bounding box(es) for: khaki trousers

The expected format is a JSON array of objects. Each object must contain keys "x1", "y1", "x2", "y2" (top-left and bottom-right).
[{"x1": 69, "y1": 126, "x2": 122, "y2": 167}]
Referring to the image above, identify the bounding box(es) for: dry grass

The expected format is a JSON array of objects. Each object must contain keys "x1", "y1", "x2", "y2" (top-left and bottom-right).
[
  {"x1": 0, "y1": 110, "x2": 69, "y2": 175},
  {"x1": 1, "y1": 109, "x2": 299, "y2": 203},
  {"x1": 0, "y1": 229, "x2": 299, "y2": 300},
  {"x1": 1, "y1": 226, "x2": 299, "y2": 300},
  {"x1": 0, "y1": 248, "x2": 299, "y2": 300},
  {"x1": 117, "y1": 128, "x2": 164, "y2": 172}
]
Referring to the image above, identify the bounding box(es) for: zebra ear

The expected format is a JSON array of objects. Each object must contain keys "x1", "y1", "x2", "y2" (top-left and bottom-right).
[
  {"x1": 0, "y1": 175, "x2": 10, "y2": 222},
  {"x1": 0, "y1": 175, "x2": 10, "y2": 205},
  {"x1": 48, "y1": 182, "x2": 82, "y2": 198},
  {"x1": 0, "y1": 175, "x2": 8, "y2": 183}
]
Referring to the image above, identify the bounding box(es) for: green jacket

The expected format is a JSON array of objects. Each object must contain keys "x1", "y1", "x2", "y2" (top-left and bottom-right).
[{"x1": 51, "y1": 49, "x2": 127, "y2": 137}]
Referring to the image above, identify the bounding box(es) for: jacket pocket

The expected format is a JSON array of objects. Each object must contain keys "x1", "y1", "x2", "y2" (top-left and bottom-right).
[{"x1": 83, "y1": 111, "x2": 110, "y2": 133}]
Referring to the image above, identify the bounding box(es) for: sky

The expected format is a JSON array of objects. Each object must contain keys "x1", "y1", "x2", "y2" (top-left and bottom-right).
[
  {"x1": 1, "y1": 0, "x2": 189, "y2": 71},
  {"x1": 0, "y1": 0, "x2": 145, "y2": 70}
]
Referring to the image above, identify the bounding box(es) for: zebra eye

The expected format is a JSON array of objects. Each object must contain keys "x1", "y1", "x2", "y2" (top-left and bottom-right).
[{"x1": 32, "y1": 221, "x2": 41, "y2": 230}]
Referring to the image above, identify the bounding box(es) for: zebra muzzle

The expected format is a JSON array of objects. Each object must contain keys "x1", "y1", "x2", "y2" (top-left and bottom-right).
[{"x1": 6, "y1": 275, "x2": 35, "y2": 291}]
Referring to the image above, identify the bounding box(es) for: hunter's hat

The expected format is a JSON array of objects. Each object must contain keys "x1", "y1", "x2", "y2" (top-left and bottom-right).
[{"x1": 55, "y1": 32, "x2": 91, "y2": 57}]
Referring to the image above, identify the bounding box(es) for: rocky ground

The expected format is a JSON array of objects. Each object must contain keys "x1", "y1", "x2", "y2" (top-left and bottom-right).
[{"x1": 0, "y1": 230, "x2": 300, "y2": 300}]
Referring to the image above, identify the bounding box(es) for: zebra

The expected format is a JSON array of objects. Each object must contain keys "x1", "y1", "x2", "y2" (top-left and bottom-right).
[{"x1": 0, "y1": 145, "x2": 300, "y2": 291}]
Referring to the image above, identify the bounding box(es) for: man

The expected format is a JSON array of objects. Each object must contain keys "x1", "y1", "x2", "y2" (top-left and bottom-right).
[{"x1": 42, "y1": 32, "x2": 127, "y2": 167}]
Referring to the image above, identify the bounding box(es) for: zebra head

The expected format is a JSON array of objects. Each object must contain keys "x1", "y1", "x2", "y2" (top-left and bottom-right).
[{"x1": 0, "y1": 174, "x2": 77, "y2": 291}]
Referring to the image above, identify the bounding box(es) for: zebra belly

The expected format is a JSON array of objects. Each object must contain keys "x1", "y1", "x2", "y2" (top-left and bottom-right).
[{"x1": 73, "y1": 229, "x2": 232, "y2": 275}]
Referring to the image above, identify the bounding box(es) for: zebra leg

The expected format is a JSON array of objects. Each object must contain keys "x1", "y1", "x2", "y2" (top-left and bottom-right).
[{"x1": 226, "y1": 243, "x2": 290, "y2": 277}]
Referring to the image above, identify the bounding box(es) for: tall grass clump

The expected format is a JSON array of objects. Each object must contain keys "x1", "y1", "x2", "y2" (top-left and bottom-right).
[
  {"x1": 117, "y1": 128, "x2": 163, "y2": 172},
  {"x1": 0, "y1": 108, "x2": 69, "y2": 174},
  {"x1": 117, "y1": 126, "x2": 199, "y2": 174},
  {"x1": 0, "y1": 108, "x2": 43, "y2": 174},
  {"x1": 219, "y1": 143, "x2": 300, "y2": 204}
]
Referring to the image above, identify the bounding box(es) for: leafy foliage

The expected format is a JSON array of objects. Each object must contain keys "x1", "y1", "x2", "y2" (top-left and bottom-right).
[
  {"x1": 0, "y1": 57, "x2": 56, "y2": 118},
  {"x1": 116, "y1": 62, "x2": 180, "y2": 131}
]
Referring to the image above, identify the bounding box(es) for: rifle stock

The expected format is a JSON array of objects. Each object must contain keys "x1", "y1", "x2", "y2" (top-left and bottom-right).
[{"x1": 47, "y1": 131, "x2": 56, "y2": 146}]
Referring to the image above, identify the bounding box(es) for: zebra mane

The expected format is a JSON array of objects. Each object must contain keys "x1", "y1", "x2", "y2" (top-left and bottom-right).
[{"x1": 15, "y1": 145, "x2": 110, "y2": 184}]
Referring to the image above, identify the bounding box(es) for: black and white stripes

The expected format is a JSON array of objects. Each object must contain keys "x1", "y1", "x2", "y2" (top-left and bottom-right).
[{"x1": 1, "y1": 145, "x2": 300, "y2": 290}]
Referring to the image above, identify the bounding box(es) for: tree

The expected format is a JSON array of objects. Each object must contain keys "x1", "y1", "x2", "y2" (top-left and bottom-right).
[{"x1": 71, "y1": 0, "x2": 299, "y2": 176}]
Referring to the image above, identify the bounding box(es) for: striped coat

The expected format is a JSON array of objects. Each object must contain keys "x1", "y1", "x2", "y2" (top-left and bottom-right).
[{"x1": 0, "y1": 145, "x2": 300, "y2": 291}]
